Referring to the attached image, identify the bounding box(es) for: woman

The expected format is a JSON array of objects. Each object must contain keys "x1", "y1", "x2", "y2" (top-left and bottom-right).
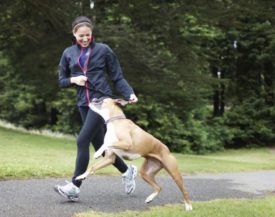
[{"x1": 54, "y1": 16, "x2": 138, "y2": 201}]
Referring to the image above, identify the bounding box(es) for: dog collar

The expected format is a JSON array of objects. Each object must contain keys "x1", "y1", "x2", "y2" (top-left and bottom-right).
[{"x1": 105, "y1": 115, "x2": 127, "y2": 124}]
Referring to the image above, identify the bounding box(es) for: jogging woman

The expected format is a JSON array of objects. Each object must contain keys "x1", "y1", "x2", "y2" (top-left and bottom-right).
[{"x1": 54, "y1": 16, "x2": 138, "y2": 201}]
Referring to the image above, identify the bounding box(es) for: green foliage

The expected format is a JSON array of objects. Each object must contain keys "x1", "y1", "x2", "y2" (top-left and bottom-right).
[
  {"x1": 125, "y1": 97, "x2": 226, "y2": 154},
  {"x1": 51, "y1": 88, "x2": 82, "y2": 134},
  {"x1": 76, "y1": 196, "x2": 275, "y2": 217},
  {"x1": 0, "y1": 67, "x2": 49, "y2": 128},
  {"x1": 232, "y1": 18, "x2": 275, "y2": 101},
  {"x1": 124, "y1": 96, "x2": 191, "y2": 153},
  {"x1": 222, "y1": 97, "x2": 275, "y2": 147},
  {"x1": 0, "y1": 0, "x2": 275, "y2": 154},
  {"x1": 125, "y1": 95, "x2": 274, "y2": 154},
  {"x1": 1, "y1": 125, "x2": 274, "y2": 179},
  {"x1": 183, "y1": 114, "x2": 223, "y2": 154}
]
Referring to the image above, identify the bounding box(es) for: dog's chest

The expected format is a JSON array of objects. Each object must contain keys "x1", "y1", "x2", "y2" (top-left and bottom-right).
[
  {"x1": 104, "y1": 124, "x2": 118, "y2": 145},
  {"x1": 104, "y1": 123, "x2": 141, "y2": 160}
]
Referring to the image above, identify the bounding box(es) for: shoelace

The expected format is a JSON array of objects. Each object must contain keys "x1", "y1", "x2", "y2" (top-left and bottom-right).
[{"x1": 122, "y1": 170, "x2": 133, "y2": 182}]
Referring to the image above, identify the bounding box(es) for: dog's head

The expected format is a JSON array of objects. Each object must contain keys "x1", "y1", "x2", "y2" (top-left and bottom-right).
[{"x1": 89, "y1": 98, "x2": 128, "y2": 120}]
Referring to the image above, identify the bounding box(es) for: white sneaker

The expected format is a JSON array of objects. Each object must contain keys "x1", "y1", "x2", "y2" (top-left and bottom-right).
[
  {"x1": 122, "y1": 165, "x2": 137, "y2": 194},
  {"x1": 54, "y1": 181, "x2": 80, "y2": 201}
]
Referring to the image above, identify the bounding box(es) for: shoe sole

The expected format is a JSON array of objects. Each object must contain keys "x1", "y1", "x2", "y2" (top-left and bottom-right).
[
  {"x1": 54, "y1": 186, "x2": 79, "y2": 202},
  {"x1": 126, "y1": 165, "x2": 138, "y2": 194}
]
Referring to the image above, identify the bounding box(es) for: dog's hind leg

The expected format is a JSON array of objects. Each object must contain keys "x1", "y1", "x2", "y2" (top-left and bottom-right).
[
  {"x1": 161, "y1": 153, "x2": 192, "y2": 211},
  {"x1": 140, "y1": 157, "x2": 163, "y2": 203}
]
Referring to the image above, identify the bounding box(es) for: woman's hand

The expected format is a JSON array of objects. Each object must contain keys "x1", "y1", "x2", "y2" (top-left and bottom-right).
[
  {"x1": 70, "y1": 75, "x2": 88, "y2": 86},
  {"x1": 129, "y1": 94, "x2": 138, "y2": 104}
]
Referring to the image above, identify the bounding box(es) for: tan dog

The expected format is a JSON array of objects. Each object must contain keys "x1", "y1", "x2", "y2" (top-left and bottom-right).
[{"x1": 76, "y1": 98, "x2": 192, "y2": 211}]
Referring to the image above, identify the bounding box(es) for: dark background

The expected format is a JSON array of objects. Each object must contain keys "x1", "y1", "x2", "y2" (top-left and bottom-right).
[{"x1": 0, "y1": 0, "x2": 274, "y2": 153}]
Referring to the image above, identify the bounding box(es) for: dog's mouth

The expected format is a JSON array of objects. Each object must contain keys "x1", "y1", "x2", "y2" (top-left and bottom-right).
[
  {"x1": 90, "y1": 98, "x2": 103, "y2": 110},
  {"x1": 90, "y1": 97, "x2": 110, "y2": 109},
  {"x1": 91, "y1": 98, "x2": 103, "y2": 105}
]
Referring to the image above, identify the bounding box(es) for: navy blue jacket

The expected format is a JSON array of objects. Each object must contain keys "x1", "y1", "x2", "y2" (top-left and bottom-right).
[{"x1": 58, "y1": 41, "x2": 134, "y2": 106}]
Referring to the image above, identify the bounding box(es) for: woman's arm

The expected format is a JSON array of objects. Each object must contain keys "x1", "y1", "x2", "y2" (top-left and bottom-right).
[
  {"x1": 58, "y1": 50, "x2": 88, "y2": 87},
  {"x1": 58, "y1": 51, "x2": 71, "y2": 88},
  {"x1": 105, "y1": 45, "x2": 137, "y2": 102}
]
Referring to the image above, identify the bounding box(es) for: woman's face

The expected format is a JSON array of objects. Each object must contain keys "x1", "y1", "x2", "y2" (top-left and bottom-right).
[{"x1": 74, "y1": 26, "x2": 92, "y2": 48}]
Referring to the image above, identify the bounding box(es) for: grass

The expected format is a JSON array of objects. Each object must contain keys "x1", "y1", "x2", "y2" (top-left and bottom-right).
[
  {"x1": 0, "y1": 126, "x2": 275, "y2": 179},
  {"x1": 174, "y1": 148, "x2": 275, "y2": 174},
  {"x1": 74, "y1": 196, "x2": 275, "y2": 217},
  {"x1": 0, "y1": 126, "x2": 76, "y2": 179},
  {"x1": 0, "y1": 125, "x2": 127, "y2": 179}
]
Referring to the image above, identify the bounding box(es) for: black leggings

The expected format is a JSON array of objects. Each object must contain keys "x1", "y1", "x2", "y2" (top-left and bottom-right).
[{"x1": 72, "y1": 106, "x2": 128, "y2": 187}]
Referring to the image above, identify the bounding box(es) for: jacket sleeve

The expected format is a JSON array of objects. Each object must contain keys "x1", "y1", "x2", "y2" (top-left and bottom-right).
[
  {"x1": 105, "y1": 45, "x2": 134, "y2": 98},
  {"x1": 58, "y1": 50, "x2": 71, "y2": 88}
]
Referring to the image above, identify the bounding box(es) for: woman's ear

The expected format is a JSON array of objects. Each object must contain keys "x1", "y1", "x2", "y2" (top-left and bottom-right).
[{"x1": 114, "y1": 99, "x2": 129, "y2": 107}]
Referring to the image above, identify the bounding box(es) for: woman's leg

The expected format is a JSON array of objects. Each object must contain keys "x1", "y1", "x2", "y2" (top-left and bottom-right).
[{"x1": 72, "y1": 107, "x2": 100, "y2": 187}]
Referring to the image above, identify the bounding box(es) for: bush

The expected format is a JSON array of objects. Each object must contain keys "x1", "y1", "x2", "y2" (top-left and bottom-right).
[
  {"x1": 124, "y1": 97, "x2": 192, "y2": 153},
  {"x1": 0, "y1": 80, "x2": 49, "y2": 128},
  {"x1": 50, "y1": 88, "x2": 82, "y2": 134},
  {"x1": 182, "y1": 107, "x2": 227, "y2": 154},
  {"x1": 222, "y1": 97, "x2": 275, "y2": 147}
]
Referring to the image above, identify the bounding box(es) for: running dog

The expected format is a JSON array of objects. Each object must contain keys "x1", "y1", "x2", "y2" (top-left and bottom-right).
[{"x1": 76, "y1": 98, "x2": 192, "y2": 211}]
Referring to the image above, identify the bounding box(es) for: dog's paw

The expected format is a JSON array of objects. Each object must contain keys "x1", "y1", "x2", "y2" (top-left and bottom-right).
[
  {"x1": 75, "y1": 171, "x2": 89, "y2": 181},
  {"x1": 93, "y1": 147, "x2": 105, "y2": 159},
  {"x1": 145, "y1": 192, "x2": 159, "y2": 203},
  {"x1": 93, "y1": 151, "x2": 103, "y2": 159},
  {"x1": 185, "y1": 203, "x2": 193, "y2": 211}
]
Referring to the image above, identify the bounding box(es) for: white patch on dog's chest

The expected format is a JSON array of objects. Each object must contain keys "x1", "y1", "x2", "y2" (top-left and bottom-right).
[
  {"x1": 104, "y1": 124, "x2": 118, "y2": 145},
  {"x1": 93, "y1": 123, "x2": 118, "y2": 159},
  {"x1": 102, "y1": 123, "x2": 141, "y2": 161}
]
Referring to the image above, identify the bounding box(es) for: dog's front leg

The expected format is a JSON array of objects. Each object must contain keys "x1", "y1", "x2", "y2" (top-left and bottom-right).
[
  {"x1": 94, "y1": 144, "x2": 107, "y2": 159},
  {"x1": 94, "y1": 127, "x2": 118, "y2": 159},
  {"x1": 92, "y1": 151, "x2": 116, "y2": 172},
  {"x1": 76, "y1": 150, "x2": 116, "y2": 181},
  {"x1": 75, "y1": 170, "x2": 92, "y2": 181},
  {"x1": 110, "y1": 141, "x2": 133, "y2": 151}
]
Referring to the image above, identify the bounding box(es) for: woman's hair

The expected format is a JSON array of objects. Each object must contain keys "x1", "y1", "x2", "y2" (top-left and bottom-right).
[{"x1": 72, "y1": 16, "x2": 93, "y2": 33}]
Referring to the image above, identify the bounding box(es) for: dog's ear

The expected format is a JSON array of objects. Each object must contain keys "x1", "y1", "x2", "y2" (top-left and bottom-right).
[{"x1": 114, "y1": 99, "x2": 129, "y2": 107}]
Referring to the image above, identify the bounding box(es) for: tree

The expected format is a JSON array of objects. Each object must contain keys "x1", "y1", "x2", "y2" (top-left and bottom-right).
[{"x1": 0, "y1": 0, "x2": 274, "y2": 151}]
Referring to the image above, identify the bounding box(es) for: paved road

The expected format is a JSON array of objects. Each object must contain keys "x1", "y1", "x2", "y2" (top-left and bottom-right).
[{"x1": 0, "y1": 170, "x2": 275, "y2": 217}]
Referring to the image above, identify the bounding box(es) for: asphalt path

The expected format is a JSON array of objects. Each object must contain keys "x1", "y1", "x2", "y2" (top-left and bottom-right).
[{"x1": 0, "y1": 170, "x2": 275, "y2": 217}]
